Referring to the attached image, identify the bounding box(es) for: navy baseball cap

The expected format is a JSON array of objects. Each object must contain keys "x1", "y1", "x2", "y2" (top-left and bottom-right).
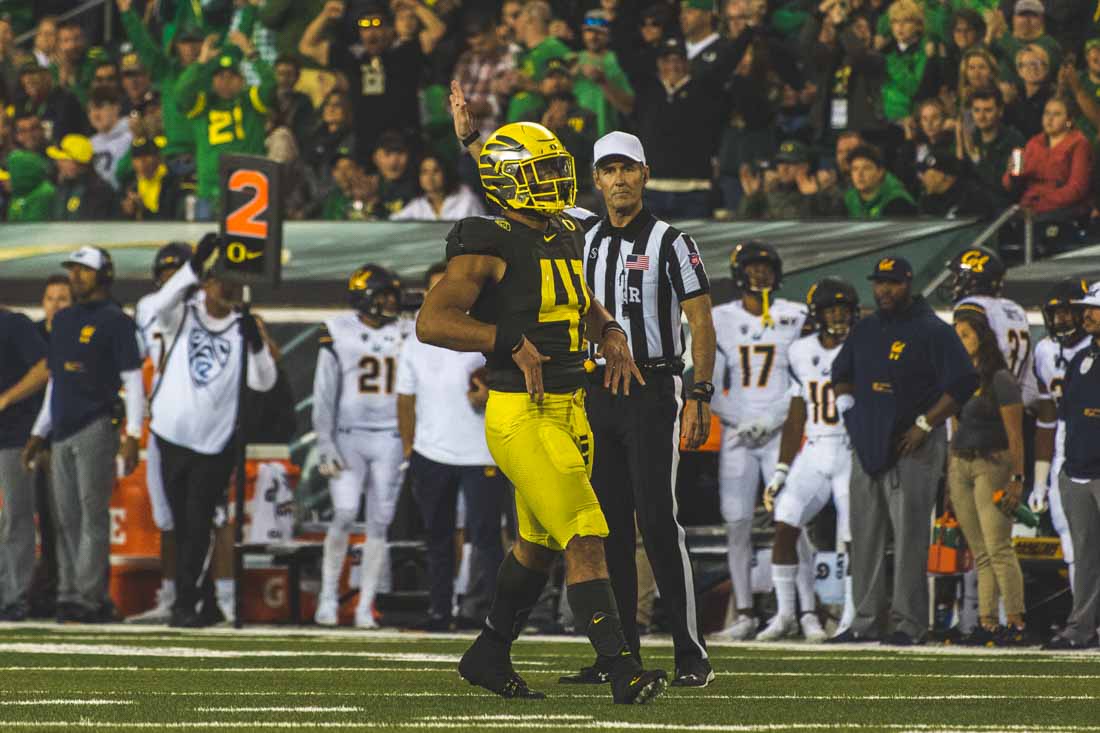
[{"x1": 867, "y1": 256, "x2": 913, "y2": 283}]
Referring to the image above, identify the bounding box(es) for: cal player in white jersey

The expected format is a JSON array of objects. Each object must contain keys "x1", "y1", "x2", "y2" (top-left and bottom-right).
[
  {"x1": 1030, "y1": 279, "x2": 1091, "y2": 595},
  {"x1": 757, "y1": 277, "x2": 859, "y2": 642},
  {"x1": 946, "y1": 246, "x2": 1036, "y2": 403},
  {"x1": 126, "y1": 242, "x2": 194, "y2": 623},
  {"x1": 711, "y1": 241, "x2": 808, "y2": 640},
  {"x1": 314, "y1": 264, "x2": 410, "y2": 628}
]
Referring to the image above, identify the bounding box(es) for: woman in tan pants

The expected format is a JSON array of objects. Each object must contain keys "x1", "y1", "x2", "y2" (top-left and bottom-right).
[{"x1": 949, "y1": 308, "x2": 1028, "y2": 646}]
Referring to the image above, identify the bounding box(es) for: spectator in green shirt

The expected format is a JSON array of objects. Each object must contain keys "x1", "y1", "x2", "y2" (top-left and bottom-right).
[
  {"x1": 47, "y1": 134, "x2": 119, "y2": 221},
  {"x1": 321, "y1": 151, "x2": 371, "y2": 220},
  {"x1": 516, "y1": 1, "x2": 572, "y2": 86},
  {"x1": 881, "y1": 0, "x2": 929, "y2": 123},
  {"x1": 117, "y1": 0, "x2": 204, "y2": 168},
  {"x1": 844, "y1": 144, "x2": 916, "y2": 218},
  {"x1": 177, "y1": 34, "x2": 276, "y2": 220},
  {"x1": 1, "y1": 150, "x2": 55, "y2": 222},
  {"x1": 573, "y1": 9, "x2": 633, "y2": 138}
]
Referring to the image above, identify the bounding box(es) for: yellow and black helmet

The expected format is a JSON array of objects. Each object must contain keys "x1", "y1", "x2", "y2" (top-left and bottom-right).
[{"x1": 478, "y1": 122, "x2": 576, "y2": 215}]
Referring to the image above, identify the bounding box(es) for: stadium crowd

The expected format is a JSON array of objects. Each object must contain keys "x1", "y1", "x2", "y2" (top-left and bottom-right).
[{"x1": 0, "y1": 0, "x2": 1096, "y2": 241}]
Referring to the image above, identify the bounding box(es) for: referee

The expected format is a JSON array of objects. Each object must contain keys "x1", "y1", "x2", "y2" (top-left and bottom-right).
[{"x1": 567, "y1": 131, "x2": 717, "y2": 687}]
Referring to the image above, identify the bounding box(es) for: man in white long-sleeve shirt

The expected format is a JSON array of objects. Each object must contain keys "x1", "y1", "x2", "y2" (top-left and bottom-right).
[
  {"x1": 22, "y1": 247, "x2": 146, "y2": 624},
  {"x1": 313, "y1": 263, "x2": 410, "y2": 629},
  {"x1": 138, "y1": 234, "x2": 278, "y2": 628}
]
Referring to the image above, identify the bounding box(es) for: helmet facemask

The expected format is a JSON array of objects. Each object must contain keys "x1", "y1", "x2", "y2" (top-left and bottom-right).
[{"x1": 480, "y1": 123, "x2": 577, "y2": 216}]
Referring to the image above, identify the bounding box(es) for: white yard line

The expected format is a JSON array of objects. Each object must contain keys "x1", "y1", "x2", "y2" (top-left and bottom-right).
[
  {"x1": 194, "y1": 706, "x2": 363, "y2": 713},
  {"x1": 1, "y1": 625, "x2": 1096, "y2": 661},
  {"x1": 0, "y1": 699, "x2": 132, "y2": 706},
  {"x1": 0, "y1": 643, "x2": 547, "y2": 666},
  {"x1": 1, "y1": 723, "x2": 1099, "y2": 732}
]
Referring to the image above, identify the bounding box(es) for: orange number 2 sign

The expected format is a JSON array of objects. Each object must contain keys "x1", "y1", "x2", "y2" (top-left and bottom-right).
[{"x1": 225, "y1": 169, "x2": 269, "y2": 239}]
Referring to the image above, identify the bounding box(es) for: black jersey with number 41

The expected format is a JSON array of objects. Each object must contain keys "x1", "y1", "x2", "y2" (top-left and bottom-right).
[{"x1": 445, "y1": 214, "x2": 590, "y2": 394}]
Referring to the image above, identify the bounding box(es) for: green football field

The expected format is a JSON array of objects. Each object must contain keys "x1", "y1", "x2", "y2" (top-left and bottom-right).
[{"x1": 1, "y1": 623, "x2": 1099, "y2": 732}]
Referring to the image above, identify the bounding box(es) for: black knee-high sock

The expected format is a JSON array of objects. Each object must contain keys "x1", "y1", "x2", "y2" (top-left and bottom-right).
[
  {"x1": 568, "y1": 578, "x2": 641, "y2": 676},
  {"x1": 483, "y1": 552, "x2": 549, "y2": 644}
]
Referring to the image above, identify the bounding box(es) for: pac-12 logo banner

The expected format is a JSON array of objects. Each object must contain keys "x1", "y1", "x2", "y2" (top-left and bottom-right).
[{"x1": 216, "y1": 154, "x2": 284, "y2": 286}]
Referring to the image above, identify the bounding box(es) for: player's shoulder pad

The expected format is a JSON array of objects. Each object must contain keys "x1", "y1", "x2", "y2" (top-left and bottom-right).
[
  {"x1": 954, "y1": 294, "x2": 991, "y2": 312},
  {"x1": 445, "y1": 216, "x2": 512, "y2": 261},
  {"x1": 790, "y1": 333, "x2": 817, "y2": 353},
  {"x1": 775, "y1": 298, "x2": 808, "y2": 322},
  {"x1": 1033, "y1": 336, "x2": 1056, "y2": 359},
  {"x1": 564, "y1": 206, "x2": 600, "y2": 233}
]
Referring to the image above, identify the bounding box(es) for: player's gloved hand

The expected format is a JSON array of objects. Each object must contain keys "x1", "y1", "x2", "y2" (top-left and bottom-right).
[
  {"x1": 240, "y1": 313, "x2": 264, "y2": 353},
  {"x1": 191, "y1": 232, "x2": 222, "y2": 277},
  {"x1": 763, "y1": 463, "x2": 789, "y2": 512},
  {"x1": 316, "y1": 440, "x2": 345, "y2": 477},
  {"x1": 1028, "y1": 482, "x2": 1049, "y2": 514}
]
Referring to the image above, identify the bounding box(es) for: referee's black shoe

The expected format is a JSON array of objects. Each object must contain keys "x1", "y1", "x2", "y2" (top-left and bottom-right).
[
  {"x1": 169, "y1": 608, "x2": 205, "y2": 628},
  {"x1": 611, "y1": 668, "x2": 668, "y2": 705},
  {"x1": 558, "y1": 656, "x2": 612, "y2": 684},
  {"x1": 671, "y1": 658, "x2": 715, "y2": 687},
  {"x1": 458, "y1": 633, "x2": 546, "y2": 699}
]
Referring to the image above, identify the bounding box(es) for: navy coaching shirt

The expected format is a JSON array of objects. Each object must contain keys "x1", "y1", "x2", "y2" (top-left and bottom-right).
[
  {"x1": 47, "y1": 299, "x2": 143, "y2": 441},
  {"x1": 0, "y1": 310, "x2": 48, "y2": 449},
  {"x1": 1061, "y1": 343, "x2": 1100, "y2": 480},
  {"x1": 832, "y1": 296, "x2": 978, "y2": 476}
]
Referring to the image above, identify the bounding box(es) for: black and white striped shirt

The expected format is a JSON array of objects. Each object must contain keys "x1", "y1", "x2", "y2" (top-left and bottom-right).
[{"x1": 581, "y1": 209, "x2": 710, "y2": 362}]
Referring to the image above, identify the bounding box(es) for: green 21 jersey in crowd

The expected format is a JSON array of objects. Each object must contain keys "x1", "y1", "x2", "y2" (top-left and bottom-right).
[{"x1": 176, "y1": 57, "x2": 276, "y2": 204}]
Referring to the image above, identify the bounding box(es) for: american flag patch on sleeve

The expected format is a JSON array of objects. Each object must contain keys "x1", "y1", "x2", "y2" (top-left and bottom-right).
[{"x1": 625, "y1": 254, "x2": 650, "y2": 271}]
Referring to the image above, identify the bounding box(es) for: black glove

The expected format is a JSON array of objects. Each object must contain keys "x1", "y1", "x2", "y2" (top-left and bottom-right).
[
  {"x1": 191, "y1": 232, "x2": 222, "y2": 277},
  {"x1": 240, "y1": 313, "x2": 264, "y2": 354}
]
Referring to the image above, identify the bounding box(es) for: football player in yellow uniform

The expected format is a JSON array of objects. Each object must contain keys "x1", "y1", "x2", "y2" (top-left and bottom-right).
[{"x1": 417, "y1": 98, "x2": 667, "y2": 704}]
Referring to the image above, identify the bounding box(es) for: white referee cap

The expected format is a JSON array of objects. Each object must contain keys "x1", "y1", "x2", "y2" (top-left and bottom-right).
[
  {"x1": 1073, "y1": 282, "x2": 1100, "y2": 308},
  {"x1": 593, "y1": 131, "x2": 646, "y2": 169}
]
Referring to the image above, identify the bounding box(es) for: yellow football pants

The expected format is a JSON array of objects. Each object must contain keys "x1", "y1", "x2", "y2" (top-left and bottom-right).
[{"x1": 484, "y1": 389, "x2": 608, "y2": 552}]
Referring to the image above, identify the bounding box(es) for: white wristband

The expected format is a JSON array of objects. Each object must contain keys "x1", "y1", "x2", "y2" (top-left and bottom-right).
[
  {"x1": 775, "y1": 462, "x2": 790, "y2": 476},
  {"x1": 836, "y1": 394, "x2": 854, "y2": 413},
  {"x1": 916, "y1": 414, "x2": 933, "y2": 433}
]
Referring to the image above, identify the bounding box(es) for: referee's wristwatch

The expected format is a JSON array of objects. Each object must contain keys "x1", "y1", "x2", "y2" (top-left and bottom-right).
[{"x1": 915, "y1": 414, "x2": 933, "y2": 433}]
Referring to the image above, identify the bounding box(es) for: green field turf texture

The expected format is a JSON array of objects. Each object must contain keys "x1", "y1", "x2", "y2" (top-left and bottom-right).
[{"x1": 0, "y1": 625, "x2": 1098, "y2": 732}]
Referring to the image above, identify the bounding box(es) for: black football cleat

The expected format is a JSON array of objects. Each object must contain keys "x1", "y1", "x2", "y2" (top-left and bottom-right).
[
  {"x1": 559, "y1": 658, "x2": 612, "y2": 685},
  {"x1": 458, "y1": 634, "x2": 546, "y2": 699},
  {"x1": 612, "y1": 668, "x2": 668, "y2": 705}
]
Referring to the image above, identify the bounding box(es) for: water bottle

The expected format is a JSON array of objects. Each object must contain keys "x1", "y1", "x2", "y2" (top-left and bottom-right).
[{"x1": 993, "y1": 489, "x2": 1039, "y2": 528}]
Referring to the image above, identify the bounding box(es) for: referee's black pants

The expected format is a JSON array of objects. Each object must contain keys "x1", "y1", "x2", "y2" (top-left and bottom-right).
[
  {"x1": 157, "y1": 434, "x2": 235, "y2": 615},
  {"x1": 586, "y1": 372, "x2": 707, "y2": 666}
]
